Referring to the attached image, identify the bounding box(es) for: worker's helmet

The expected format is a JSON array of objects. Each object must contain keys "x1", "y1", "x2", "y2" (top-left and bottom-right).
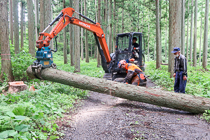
[{"x1": 118, "y1": 60, "x2": 126, "y2": 68}]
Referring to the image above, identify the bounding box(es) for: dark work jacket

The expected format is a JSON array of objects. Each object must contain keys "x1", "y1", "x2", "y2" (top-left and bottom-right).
[{"x1": 174, "y1": 54, "x2": 187, "y2": 76}]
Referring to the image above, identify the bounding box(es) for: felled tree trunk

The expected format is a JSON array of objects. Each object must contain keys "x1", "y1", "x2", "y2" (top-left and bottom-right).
[{"x1": 26, "y1": 67, "x2": 210, "y2": 114}]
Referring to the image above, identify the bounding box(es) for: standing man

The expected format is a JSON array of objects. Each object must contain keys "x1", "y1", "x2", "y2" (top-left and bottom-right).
[{"x1": 171, "y1": 47, "x2": 187, "y2": 93}]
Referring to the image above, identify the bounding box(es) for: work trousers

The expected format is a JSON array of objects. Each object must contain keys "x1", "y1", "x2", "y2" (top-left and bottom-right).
[{"x1": 174, "y1": 71, "x2": 187, "y2": 93}]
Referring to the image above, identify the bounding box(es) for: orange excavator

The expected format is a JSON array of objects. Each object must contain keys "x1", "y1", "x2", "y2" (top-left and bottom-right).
[{"x1": 32, "y1": 7, "x2": 145, "y2": 82}]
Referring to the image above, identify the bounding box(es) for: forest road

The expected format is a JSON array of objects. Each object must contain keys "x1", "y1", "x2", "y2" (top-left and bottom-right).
[{"x1": 59, "y1": 79, "x2": 210, "y2": 140}]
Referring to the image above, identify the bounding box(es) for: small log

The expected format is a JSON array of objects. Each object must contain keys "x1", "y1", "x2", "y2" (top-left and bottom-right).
[
  {"x1": 8, "y1": 81, "x2": 28, "y2": 93},
  {"x1": 26, "y1": 67, "x2": 210, "y2": 113}
]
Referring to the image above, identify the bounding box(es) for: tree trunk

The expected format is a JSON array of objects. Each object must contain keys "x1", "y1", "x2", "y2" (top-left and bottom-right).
[
  {"x1": 69, "y1": 0, "x2": 74, "y2": 66},
  {"x1": 122, "y1": 6, "x2": 124, "y2": 33},
  {"x1": 84, "y1": 0, "x2": 89, "y2": 63},
  {"x1": 168, "y1": 0, "x2": 181, "y2": 77},
  {"x1": 20, "y1": 2, "x2": 24, "y2": 49},
  {"x1": 154, "y1": 38, "x2": 156, "y2": 60},
  {"x1": 112, "y1": 0, "x2": 116, "y2": 53},
  {"x1": 27, "y1": 0, "x2": 35, "y2": 57},
  {"x1": 193, "y1": 0, "x2": 197, "y2": 67},
  {"x1": 97, "y1": 0, "x2": 101, "y2": 67},
  {"x1": 91, "y1": 40, "x2": 92, "y2": 57},
  {"x1": 190, "y1": 0, "x2": 193, "y2": 65},
  {"x1": 74, "y1": 0, "x2": 80, "y2": 72},
  {"x1": 199, "y1": 5, "x2": 203, "y2": 66},
  {"x1": 156, "y1": 0, "x2": 161, "y2": 69},
  {"x1": 26, "y1": 67, "x2": 210, "y2": 114},
  {"x1": 34, "y1": 0, "x2": 38, "y2": 41},
  {"x1": 108, "y1": 0, "x2": 112, "y2": 53},
  {"x1": 186, "y1": 0, "x2": 189, "y2": 60},
  {"x1": 203, "y1": 0, "x2": 209, "y2": 69},
  {"x1": 94, "y1": 0, "x2": 97, "y2": 59},
  {"x1": 0, "y1": 0, "x2": 14, "y2": 81},
  {"x1": 164, "y1": 2, "x2": 168, "y2": 63},
  {"x1": 40, "y1": 0, "x2": 45, "y2": 32},
  {"x1": 104, "y1": 0, "x2": 108, "y2": 42},
  {"x1": 63, "y1": 0, "x2": 67, "y2": 64},
  {"x1": 9, "y1": 0, "x2": 13, "y2": 44},
  {"x1": 13, "y1": 0, "x2": 19, "y2": 54},
  {"x1": 181, "y1": 0, "x2": 185, "y2": 55},
  {"x1": 81, "y1": 0, "x2": 84, "y2": 60}
]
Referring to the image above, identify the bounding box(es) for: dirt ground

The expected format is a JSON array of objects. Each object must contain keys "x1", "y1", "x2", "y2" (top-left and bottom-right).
[{"x1": 58, "y1": 79, "x2": 210, "y2": 140}]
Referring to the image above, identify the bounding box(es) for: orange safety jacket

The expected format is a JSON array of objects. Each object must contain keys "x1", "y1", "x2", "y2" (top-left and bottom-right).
[{"x1": 124, "y1": 63, "x2": 145, "y2": 84}]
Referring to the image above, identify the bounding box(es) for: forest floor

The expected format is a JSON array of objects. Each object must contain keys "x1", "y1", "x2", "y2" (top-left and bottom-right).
[{"x1": 58, "y1": 78, "x2": 210, "y2": 140}]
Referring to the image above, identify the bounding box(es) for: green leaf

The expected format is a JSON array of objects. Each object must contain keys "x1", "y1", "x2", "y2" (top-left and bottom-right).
[
  {"x1": 14, "y1": 115, "x2": 26, "y2": 120},
  {"x1": 15, "y1": 124, "x2": 30, "y2": 132},
  {"x1": 8, "y1": 130, "x2": 18, "y2": 137},
  {"x1": 0, "y1": 130, "x2": 9, "y2": 139},
  {"x1": 6, "y1": 111, "x2": 16, "y2": 117}
]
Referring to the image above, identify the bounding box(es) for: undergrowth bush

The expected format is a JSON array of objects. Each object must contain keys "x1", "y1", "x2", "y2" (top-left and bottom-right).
[{"x1": 11, "y1": 50, "x2": 35, "y2": 81}]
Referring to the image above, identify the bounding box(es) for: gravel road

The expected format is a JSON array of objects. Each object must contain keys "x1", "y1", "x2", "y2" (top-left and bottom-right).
[{"x1": 58, "y1": 79, "x2": 210, "y2": 140}]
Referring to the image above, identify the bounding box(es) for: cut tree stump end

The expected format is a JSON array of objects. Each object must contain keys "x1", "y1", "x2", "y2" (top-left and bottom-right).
[{"x1": 8, "y1": 81, "x2": 28, "y2": 93}]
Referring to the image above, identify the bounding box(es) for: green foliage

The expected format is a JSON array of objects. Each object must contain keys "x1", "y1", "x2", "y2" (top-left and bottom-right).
[
  {"x1": 11, "y1": 50, "x2": 35, "y2": 81},
  {"x1": 0, "y1": 81, "x2": 86, "y2": 139},
  {"x1": 202, "y1": 110, "x2": 210, "y2": 122},
  {"x1": 145, "y1": 61, "x2": 174, "y2": 91}
]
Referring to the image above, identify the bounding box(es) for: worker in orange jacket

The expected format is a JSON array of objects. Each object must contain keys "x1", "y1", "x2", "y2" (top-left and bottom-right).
[{"x1": 118, "y1": 60, "x2": 146, "y2": 86}]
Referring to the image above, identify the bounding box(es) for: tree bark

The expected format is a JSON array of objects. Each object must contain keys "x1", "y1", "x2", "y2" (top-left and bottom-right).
[
  {"x1": 199, "y1": 5, "x2": 203, "y2": 66},
  {"x1": 190, "y1": 0, "x2": 193, "y2": 65},
  {"x1": 0, "y1": 0, "x2": 14, "y2": 81},
  {"x1": 84, "y1": 0, "x2": 89, "y2": 63},
  {"x1": 94, "y1": 0, "x2": 97, "y2": 59},
  {"x1": 63, "y1": 0, "x2": 67, "y2": 64},
  {"x1": 121, "y1": 6, "x2": 124, "y2": 33},
  {"x1": 156, "y1": 0, "x2": 161, "y2": 69},
  {"x1": 181, "y1": 0, "x2": 185, "y2": 56},
  {"x1": 168, "y1": 0, "x2": 181, "y2": 77},
  {"x1": 9, "y1": 0, "x2": 13, "y2": 44},
  {"x1": 81, "y1": 0, "x2": 84, "y2": 60},
  {"x1": 20, "y1": 1, "x2": 25, "y2": 49},
  {"x1": 97, "y1": 0, "x2": 101, "y2": 67},
  {"x1": 186, "y1": 0, "x2": 189, "y2": 60},
  {"x1": 13, "y1": 0, "x2": 19, "y2": 54},
  {"x1": 40, "y1": 0, "x2": 45, "y2": 32},
  {"x1": 108, "y1": 0, "x2": 112, "y2": 53},
  {"x1": 164, "y1": 3, "x2": 168, "y2": 63},
  {"x1": 203, "y1": 0, "x2": 209, "y2": 69},
  {"x1": 34, "y1": 0, "x2": 38, "y2": 41},
  {"x1": 147, "y1": 22, "x2": 150, "y2": 62},
  {"x1": 74, "y1": 0, "x2": 80, "y2": 72},
  {"x1": 112, "y1": 0, "x2": 116, "y2": 52},
  {"x1": 26, "y1": 67, "x2": 210, "y2": 114},
  {"x1": 69, "y1": 0, "x2": 74, "y2": 66},
  {"x1": 193, "y1": 0, "x2": 197, "y2": 67},
  {"x1": 27, "y1": 0, "x2": 35, "y2": 57}
]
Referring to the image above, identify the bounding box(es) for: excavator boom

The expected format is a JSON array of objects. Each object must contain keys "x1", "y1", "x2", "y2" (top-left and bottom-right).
[{"x1": 36, "y1": 7, "x2": 111, "y2": 63}]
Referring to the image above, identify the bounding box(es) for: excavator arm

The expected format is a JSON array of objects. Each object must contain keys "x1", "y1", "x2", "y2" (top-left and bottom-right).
[{"x1": 36, "y1": 7, "x2": 111, "y2": 63}]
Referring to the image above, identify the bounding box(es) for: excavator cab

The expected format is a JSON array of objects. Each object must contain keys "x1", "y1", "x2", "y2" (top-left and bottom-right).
[{"x1": 108, "y1": 32, "x2": 145, "y2": 81}]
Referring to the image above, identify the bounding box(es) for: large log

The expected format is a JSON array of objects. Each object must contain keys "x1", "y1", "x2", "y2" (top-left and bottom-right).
[{"x1": 26, "y1": 67, "x2": 210, "y2": 113}]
